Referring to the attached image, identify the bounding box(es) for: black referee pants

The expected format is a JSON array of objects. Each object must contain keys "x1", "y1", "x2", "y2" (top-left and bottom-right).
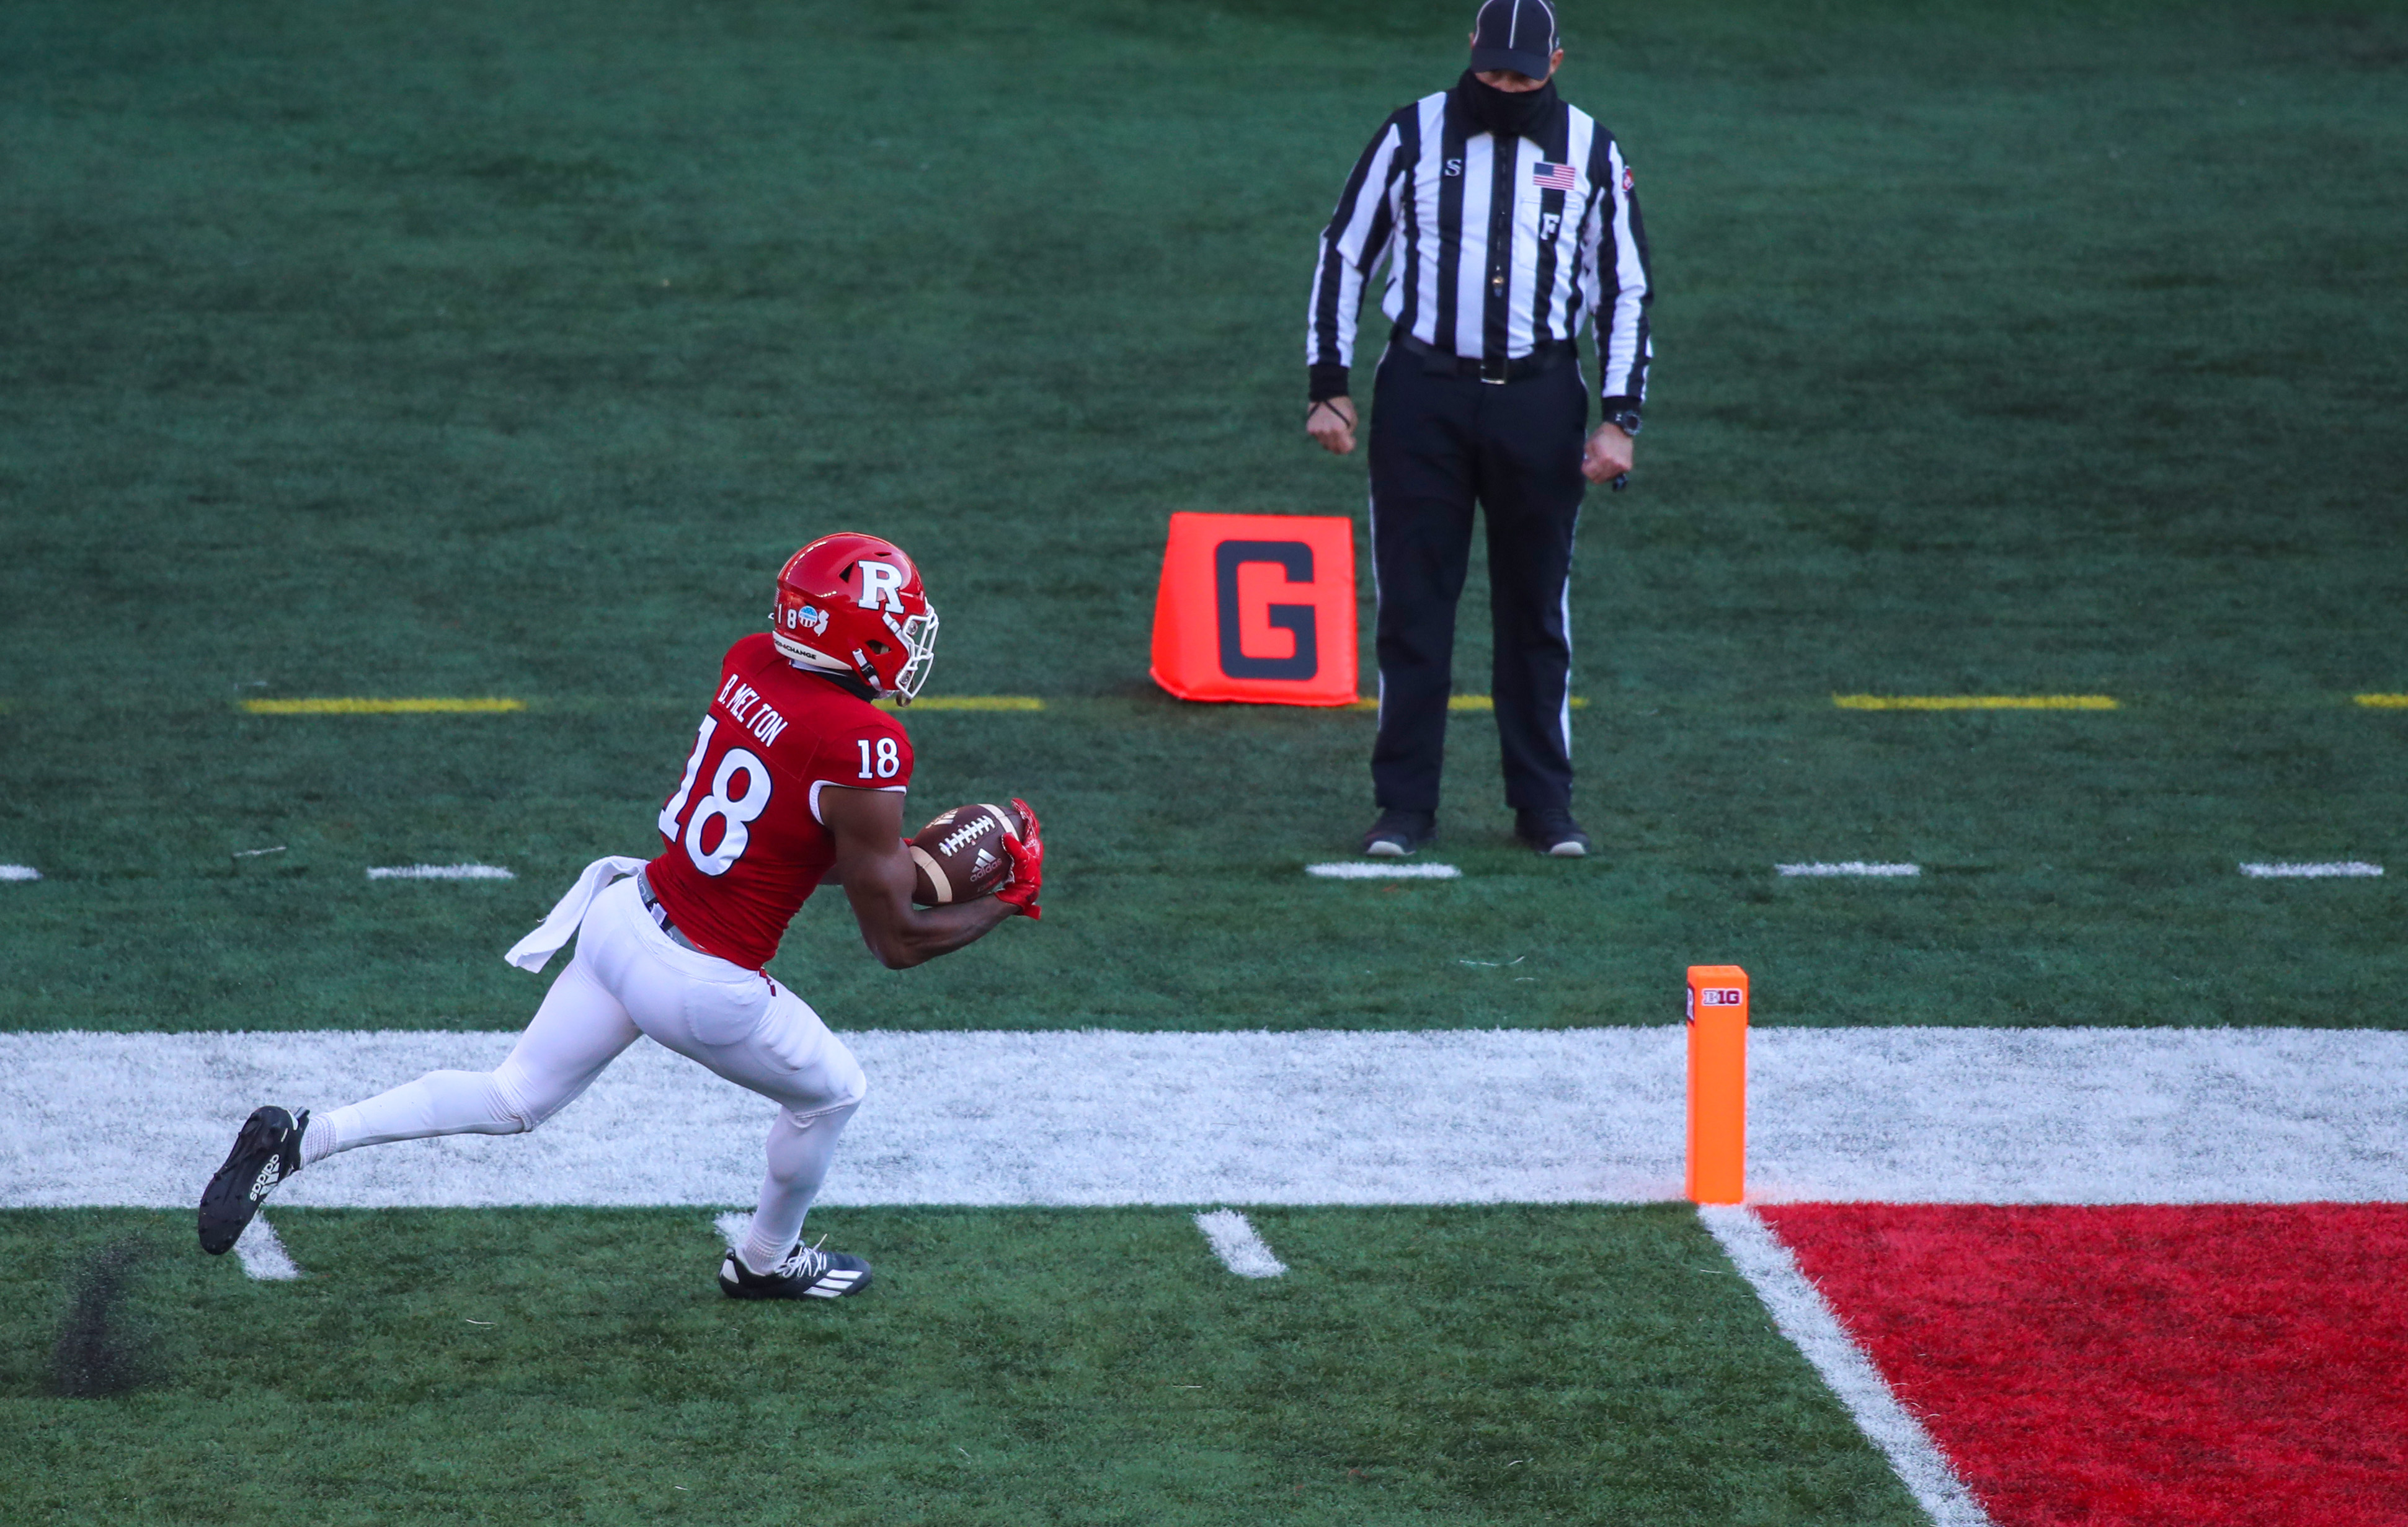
[{"x1": 1367, "y1": 343, "x2": 1588, "y2": 813}]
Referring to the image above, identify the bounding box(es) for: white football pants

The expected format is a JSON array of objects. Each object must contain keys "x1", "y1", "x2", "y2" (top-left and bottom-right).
[{"x1": 305, "y1": 873, "x2": 866, "y2": 1277}]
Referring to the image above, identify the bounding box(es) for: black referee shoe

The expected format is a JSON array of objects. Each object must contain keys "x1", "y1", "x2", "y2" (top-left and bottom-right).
[
  {"x1": 1515, "y1": 808, "x2": 1592, "y2": 858},
  {"x1": 198, "y1": 1105, "x2": 308, "y2": 1255},
  {"x1": 1361, "y1": 808, "x2": 1436, "y2": 857}
]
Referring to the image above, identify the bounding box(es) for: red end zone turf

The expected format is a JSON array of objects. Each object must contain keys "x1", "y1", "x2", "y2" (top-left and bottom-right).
[{"x1": 1760, "y1": 1204, "x2": 2408, "y2": 1527}]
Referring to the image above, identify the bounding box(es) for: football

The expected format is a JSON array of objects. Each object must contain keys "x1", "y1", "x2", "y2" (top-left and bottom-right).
[{"x1": 908, "y1": 801, "x2": 1028, "y2": 906}]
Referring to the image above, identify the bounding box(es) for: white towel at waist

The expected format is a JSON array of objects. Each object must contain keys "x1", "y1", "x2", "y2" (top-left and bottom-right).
[{"x1": 502, "y1": 855, "x2": 650, "y2": 972}]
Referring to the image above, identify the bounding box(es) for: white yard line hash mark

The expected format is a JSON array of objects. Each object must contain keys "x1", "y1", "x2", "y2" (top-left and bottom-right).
[
  {"x1": 365, "y1": 864, "x2": 517, "y2": 881},
  {"x1": 714, "y1": 1210, "x2": 750, "y2": 1249},
  {"x1": 1306, "y1": 862, "x2": 1463, "y2": 880},
  {"x1": 1777, "y1": 862, "x2": 1921, "y2": 878},
  {"x1": 0, "y1": 865, "x2": 40, "y2": 882},
  {"x1": 2238, "y1": 862, "x2": 2383, "y2": 879},
  {"x1": 234, "y1": 1214, "x2": 301, "y2": 1281},
  {"x1": 1700, "y1": 1206, "x2": 1995, "y2": 1527},
  {"x1": 1194, "y1": 1210, "x2": 1287, "y2": 1278}
]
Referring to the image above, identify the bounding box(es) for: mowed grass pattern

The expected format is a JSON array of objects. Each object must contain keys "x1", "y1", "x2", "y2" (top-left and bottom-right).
[
  {"x1": 4, "y1": 5, "x2": 2402, "y2": 1518},
  {"x1": 1, "y1": 0, "x2": 2404, "y2": 1032},
  {"x1": 0, "y1": 1207, "x2": 1924, "y2": 1526}
]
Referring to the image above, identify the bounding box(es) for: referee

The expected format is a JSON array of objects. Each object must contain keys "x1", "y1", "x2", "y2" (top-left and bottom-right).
[{"x1": 1304, "y1": 0, "x2": 1651, "y2": 858}]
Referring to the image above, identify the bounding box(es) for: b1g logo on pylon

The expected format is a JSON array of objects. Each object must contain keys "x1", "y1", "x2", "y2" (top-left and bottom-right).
[
  {"x1": 1685, "y1": 986, "x2": 1744, "y2": 1021},
  {"x1": 1149, "y1": 513, "x2": 1357, "y2": 707},
  {"x1": 1684, "y1": 965, "x2": 1750, "y2": 1205}
]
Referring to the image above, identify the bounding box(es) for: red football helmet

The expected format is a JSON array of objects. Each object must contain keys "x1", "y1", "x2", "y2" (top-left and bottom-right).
[{"x1": 769, "y1": 533, "x2": 939, "y2": 703}]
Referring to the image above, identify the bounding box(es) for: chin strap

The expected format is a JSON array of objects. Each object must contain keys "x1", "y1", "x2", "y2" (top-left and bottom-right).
[{"x1": 848, "y1": 648, "x2": 889, "y2": 699}]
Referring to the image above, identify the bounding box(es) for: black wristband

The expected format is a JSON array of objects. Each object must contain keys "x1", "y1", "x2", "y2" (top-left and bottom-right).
[{"x1": 1308, "y1": 363, "x2": 1351, "y2": 404}]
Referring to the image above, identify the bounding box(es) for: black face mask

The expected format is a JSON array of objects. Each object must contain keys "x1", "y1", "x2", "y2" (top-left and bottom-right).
[{"x1": 1455, "y1": 68, "x2": 1559, "y2": 141}]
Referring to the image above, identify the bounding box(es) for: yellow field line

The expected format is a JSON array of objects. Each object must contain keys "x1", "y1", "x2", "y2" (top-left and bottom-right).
[
  {"x1": 241, "y1": 697, "x2": 526, "y2": 715},
  {"x1": 2356, "y1": 694, "x2": 2408, "y2": 709},
  {"x1": 1449, "y1": 696, "x2": 1591, "y2": 711},
  {"x1": 1833, "y1": 694, "x2": 2118, "y2": 711},
  {"x1": 876, "y1": 696, "x2": 1046, "y2": 712},
  {"x1": 1345, "y1": 696, "x2": 1590, "y2": 712}
]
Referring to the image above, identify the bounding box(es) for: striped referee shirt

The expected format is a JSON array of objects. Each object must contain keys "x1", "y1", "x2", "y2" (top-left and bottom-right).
[{"x1": 1307, "y1": 89, "x2": 1653, "y2": 410}]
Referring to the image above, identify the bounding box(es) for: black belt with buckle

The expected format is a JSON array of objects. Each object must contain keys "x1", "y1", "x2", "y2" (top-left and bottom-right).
[
  {"x1": 1395, "y1": 332, "x2": 1575, "y2": 385},
  {"x1": 633, "y1": 867, "x2": 704, "y2": 954}
]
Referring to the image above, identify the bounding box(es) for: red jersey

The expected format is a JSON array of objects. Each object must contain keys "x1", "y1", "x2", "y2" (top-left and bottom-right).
[{"x1": 646, "y1": 632, "x2": 914, "y2": 969}]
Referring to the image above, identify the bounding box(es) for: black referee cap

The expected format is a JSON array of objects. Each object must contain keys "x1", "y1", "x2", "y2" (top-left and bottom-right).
[{"x1": 1469, "y1": 0, "x2": 1559, "y2": 80}]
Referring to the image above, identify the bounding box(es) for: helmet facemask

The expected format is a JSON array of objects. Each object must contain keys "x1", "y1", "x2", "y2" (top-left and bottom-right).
[{"x1": 884, "y1": 604, "x2": 938, "y2": 704}]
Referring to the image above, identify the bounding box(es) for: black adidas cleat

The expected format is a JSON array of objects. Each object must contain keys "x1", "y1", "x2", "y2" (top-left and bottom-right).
[
  {"x1": 197, "y1": 1105, "x2": 308, "y2": 1255},
  {"x1": 719, "y1": 1237, "x2": 873, "y2": 1301}
]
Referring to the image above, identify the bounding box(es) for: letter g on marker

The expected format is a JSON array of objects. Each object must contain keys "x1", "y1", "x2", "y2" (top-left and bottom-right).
[{"x1": 1214, "y1": 541, "x2": 1318, "y2": 681}]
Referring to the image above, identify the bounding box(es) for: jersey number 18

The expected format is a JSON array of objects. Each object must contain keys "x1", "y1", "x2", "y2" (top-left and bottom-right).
[
  {"x1": 659, "y1": 715, "x2": 771, "y2": 877},
  {"x1": 856, "y1": 736, "x2": 900, "y2": 779}
]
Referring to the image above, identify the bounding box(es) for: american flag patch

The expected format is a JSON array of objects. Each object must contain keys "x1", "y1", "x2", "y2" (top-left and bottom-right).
[{"x1": 1531, "y1": 161, "x2": 1578, "y2": 192}]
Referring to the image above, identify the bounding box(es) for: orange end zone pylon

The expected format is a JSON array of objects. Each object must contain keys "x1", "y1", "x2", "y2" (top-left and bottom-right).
[
  {"x1": 1686, "y1": 965, "x2": 1749, "y2": 1204},
  {"x1": 1149, "y1": 512, "x2": 1357, "y2": 706}
]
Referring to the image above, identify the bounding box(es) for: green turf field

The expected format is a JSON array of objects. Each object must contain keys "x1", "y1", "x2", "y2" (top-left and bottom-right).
[
  {"x1": 4, "y1": 1206, "x2": 1925, "y2": 1525},
  {"x1": 3, "y1": 0, "x2": 2404, "y2": 1033},
  {"x1": 1, "y1": 2, "x2": 2404, "y2": 1511}
]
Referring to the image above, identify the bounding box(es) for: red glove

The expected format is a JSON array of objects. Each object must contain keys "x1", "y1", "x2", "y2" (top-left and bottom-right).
[{"x1": 995, "y1": 797, "x2": 1043, "y2": 920}]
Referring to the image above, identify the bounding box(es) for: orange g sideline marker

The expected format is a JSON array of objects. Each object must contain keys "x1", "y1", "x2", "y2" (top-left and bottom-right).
[
  {"x1": 1148, "y1": 512, "x2": 1357, "y2": 707},
  {"x1": 1685, "y1": 965, "x2": 1749, "y2": 1205}
]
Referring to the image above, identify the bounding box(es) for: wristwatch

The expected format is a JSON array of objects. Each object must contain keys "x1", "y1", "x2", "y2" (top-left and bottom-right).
[{"x1": 1604, "y1": 408, "x2": 1643, "y2": 437}]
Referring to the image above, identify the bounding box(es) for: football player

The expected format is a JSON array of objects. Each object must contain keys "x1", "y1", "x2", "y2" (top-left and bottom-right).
[{"x1": 197, "y1": 533, "x2": 1041, "y2": 1300}]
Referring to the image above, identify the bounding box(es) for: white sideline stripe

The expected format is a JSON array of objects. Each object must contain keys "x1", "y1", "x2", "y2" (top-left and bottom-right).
[
  {"x1": 1194, "y1": 1210, "x2": 1287, "y2": 1278},
  {"x1": 0, "y1": 865, "x2": 40, "y2": 882},
  {"x1": 1701, "y1": 1206, "x2": 1994, "y2": 1527},
  {"x1": 234, "y1": 1213, "x2": 301, "y2": 1280},
  {"x1": 1777, "y1": 862, "x2": 1921, "y2": 878},
  {"x1": 5, "y1": 1028, "x2": 2408, "y2": 1209},
  {"x1": 2239, "y1": 861, "x2": 2383, "y2": 879},
  {"x1": 365, "y1": 864, "x2": 517, "y2": 880},
  {"x1": 714, "y1": 1210, "x2": 750, "y2": 1249},
  {"x1": 1305, "y1": 862, "x2": 1463, "y2": 879}
]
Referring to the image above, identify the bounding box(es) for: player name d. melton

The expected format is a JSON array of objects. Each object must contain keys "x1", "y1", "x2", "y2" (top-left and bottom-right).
[
  {"x1": 711, "y1": 672, "x2": 793, "y2": 750},
  {"x1": 198, "y1": 531, "x2": 1044, "y2": 1304}
]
